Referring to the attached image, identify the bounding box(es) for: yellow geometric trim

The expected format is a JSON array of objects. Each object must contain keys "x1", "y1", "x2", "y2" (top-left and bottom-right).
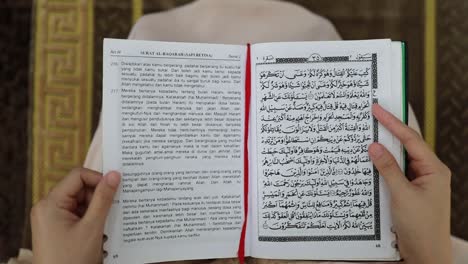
[
  {"x1": 87, "y1": 1, "x2": 94, "y2": 156},
  {"x1": 32, "y1": 0, "x2": 94, "y2": 203},
  {"x1": 424, "y1": 0, "x2": 436, "y2": 149},
  {"x1": 132, "y1": 0, "x2": 143, "y2": 25}
]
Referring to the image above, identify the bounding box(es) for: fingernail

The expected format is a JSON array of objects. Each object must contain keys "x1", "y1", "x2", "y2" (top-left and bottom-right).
[
  {"x1": 105, "y1": 171, "x2": 121, "y2": 188},
  {"x1": 369, "y1": 143, "x2": 384, "y2": 159}
]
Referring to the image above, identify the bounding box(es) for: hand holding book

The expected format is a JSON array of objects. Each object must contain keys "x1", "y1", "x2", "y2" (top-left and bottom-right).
[
  {"x1": 31, "y1": 169, "x2": 121, "y2": 264},
  {"x1": 369, "y1": 104, "x2": 452, "y2": 264},
  {"x1": 28, "y1": 39, "x2": 451, "y2": 264},
  {"x1": 30, "y1": 104, "x2": 452, "y2": 264}
]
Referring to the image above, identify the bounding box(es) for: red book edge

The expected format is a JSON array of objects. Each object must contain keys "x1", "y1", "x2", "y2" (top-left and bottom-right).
[{"x1": 238, "y1": 43, "x2": 251, "y2": 264}]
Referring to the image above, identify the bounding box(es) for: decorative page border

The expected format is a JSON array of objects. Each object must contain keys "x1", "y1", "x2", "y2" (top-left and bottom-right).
[{"x1": 256, "y1": 54, "x2": 381, "y2": 242}]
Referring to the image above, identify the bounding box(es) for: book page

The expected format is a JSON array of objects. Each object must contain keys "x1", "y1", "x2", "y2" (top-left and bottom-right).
[
  {"x1": 103, "y1": 39, "x2": 247, "y2": 264},
  {"x1": 249, "y1": 40, "x2": 400, "y2": 260}
]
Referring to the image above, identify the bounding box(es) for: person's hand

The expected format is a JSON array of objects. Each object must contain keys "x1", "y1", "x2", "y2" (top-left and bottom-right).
[
  {"x1": 368, "y1": 104, "x2": 451, "y2": 264},
  {"x1": 31, "y1": 168, "x2": 121, "y2": 264}
]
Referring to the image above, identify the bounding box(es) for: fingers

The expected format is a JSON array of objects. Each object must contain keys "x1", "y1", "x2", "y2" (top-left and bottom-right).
[
  {"x1": 372, "y1": 104, "x2": 437, "y2": 162},
  {"x1": 369, "y1": 143, "x2": 410, "y2": 195},
  {"x1": 83, "y1": 171, "x2": 121, "y2": 228},
  {"x1": 49, "y1": 168, "x2": 102, "y2": 200}
]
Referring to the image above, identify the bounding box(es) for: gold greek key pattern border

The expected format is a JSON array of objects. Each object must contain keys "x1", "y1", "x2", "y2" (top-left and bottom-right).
[
  {"x1": 424, "y1": 0, "x2": 436, "y2": 149},
  {"x1": 132, "y1": 0, "x2": 143, "y2": 24},
  {"x1": 32, "y1": 0, "x2": 94, "y2": 203}
]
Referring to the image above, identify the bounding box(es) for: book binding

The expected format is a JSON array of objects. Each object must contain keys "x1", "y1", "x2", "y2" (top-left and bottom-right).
[{"x1": 237, "y1": 43, "x2": 251, "y2": 264}]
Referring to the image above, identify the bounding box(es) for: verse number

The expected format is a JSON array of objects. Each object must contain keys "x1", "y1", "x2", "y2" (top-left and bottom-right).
[
  {"x1": 375, "y1": 244, "x2": 381, "y2": 248},
  {"x1": 110, "y1": 88, "x2": 120, "y2": 94},
  {"x1": 113, "y1": 254, "x2": 119, "y2": 259}
]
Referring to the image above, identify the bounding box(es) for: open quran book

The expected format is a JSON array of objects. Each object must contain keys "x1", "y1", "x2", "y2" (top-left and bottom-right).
[{"x1": 102, "y1": 38, "x2": 407, "y2": 263}]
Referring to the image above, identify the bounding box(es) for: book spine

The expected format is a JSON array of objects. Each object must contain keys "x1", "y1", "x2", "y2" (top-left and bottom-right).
[{"x1": 237, "y1": 43, "x2": 251, "y2": 264}]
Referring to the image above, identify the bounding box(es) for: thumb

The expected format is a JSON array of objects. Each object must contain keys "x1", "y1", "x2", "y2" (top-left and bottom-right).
[
  {"x1": 83, "y1": 171, "x2": 121, "y2": 227},
  {"x1": 369, "y1": 143, "x2": 410, "y2": 196}
]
